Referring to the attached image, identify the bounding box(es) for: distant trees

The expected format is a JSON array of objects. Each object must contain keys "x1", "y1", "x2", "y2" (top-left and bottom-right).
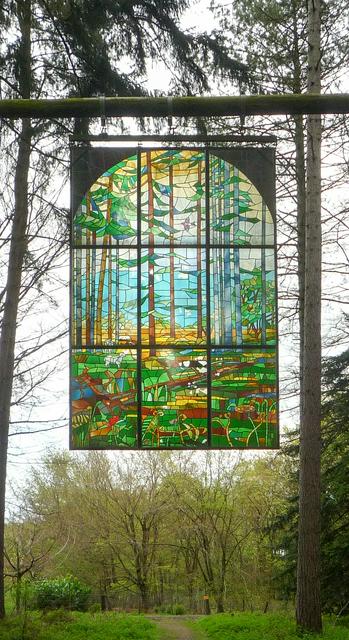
[
  {"x1": 4, "y1": 520, "x2": 51, "y2": 613},
  {"x1": 296, "y1": 0, "x2": 322, "y2": 631},
  {"x1": 211, "y1": 0, "x2": 349, "y2": 360},
  {"x1": 0, "y1": 0, "x2": 250, "y2": 617},
  {"x1": 140, "y1": 149, "x2": 206, "y2": 347},
  {"x1": 1, "y1": 0, "x2": 348, "y2": 630},
  {"x1": 210, "y1": 0, "x2": 349, "y2": 632},
  {"x1": 263, "y1": 335, "x2": 349, "y2": 618},
  {"x1": 7, "y1": 451, "x2": 293, "y2": 613},
  {"x1": 9, "y1": 426, "x2": 349, "y2": 617},
  {"x1": 321, "y1": 340, "x2": 349, "y2": 615},
  {"x1": 168, "y1": 457, "x2": 255, "y2": 613}
]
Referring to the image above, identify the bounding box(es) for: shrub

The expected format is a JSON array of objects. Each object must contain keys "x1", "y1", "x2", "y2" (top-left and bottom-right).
[
  {"x1": 41, "y1": 608, "x2": 75, "y2": 624},
  {"x1": 154, "y1": 604, "x2": 168, "y2": 614},
  {"x1": 174, "y1": 604, "x2": 186, "y2": 615},
  {"x1": 33, "y1": 576, "x2": 91, "y2": 611},
  {"x1": 88, "y1": 602, "x2": 101, "y2": 613}
]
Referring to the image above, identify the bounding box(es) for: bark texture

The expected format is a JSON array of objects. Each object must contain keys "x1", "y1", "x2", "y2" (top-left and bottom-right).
[
  {"x1": 295, "y1": 115, "x2": 306, "y2": 420},
  {"x1": 0, "y1": 94, "x2": 348, "y2": 120},
  {"x1": 147, "y1": 152, "x2": 156, "y2": 355},
  {"x1": 0, "y1": 123, "x2": 31, "y2": 617},
  {"x1": 0, "y1": 0, "x2": 32, "y2": 617},
  {"x1": 296, "y1": 0, "x2": 322, "y2": 632}
]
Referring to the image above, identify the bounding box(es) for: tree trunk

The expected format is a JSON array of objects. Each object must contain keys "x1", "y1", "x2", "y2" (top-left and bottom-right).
[
  {"x1": 0, "y1": 0, "x2": 32, "y2": 618},
  {"x1": 139, "y1": 582, "x2": 150, "y2": 613},
  {"x1": 90, "y1": 233, "x2": 96, "y2": 343},
  {"x1": 294, "y1": 115, "x2": 306, "y2": 422},
  {"x1": 15, "y1": 574, "x2": 22, "y2": 614},
  {"x1": 95, "y1": 177, "x2": 112, "y2": 344},
  {"x1": 85, "y1": 196, "x2": 91, "y2": 341},
  {"x1": 296, "y1": 0, "x2": 322, "y2": 632},
  {"x1": 1, "y1": 94, "x2": 349, "y2": 120},
  {"x1": 100, "y1": 592, "x2": 107, "y2": 611},
  {"x1": 212, "y1": 168, "x2": 221, "y2": 342},
  {"x1": 147, "y1": 152, "x2": 156, "y2": 354},
  {"x1": 75, "y1": 249, "x2": 83, "y2": 343},
  {"x1": 96, "y1": 249, "x2": 107, "y2": 343},
  {"x1": 216, "y1": 594, "x2": 224, "y2": 613},
  {"x1": 223, "y1": 162, "x2": 232, "y2": 344},
  {"x1": 197, "y1": 160, "x2": 203, "y2": 339},
  {"x1": 108, "y1": 195, "x2": 113, "y2": 342},
  {"x1": 0, "y1": 120, "x2": 31, "y2": 620},
  {"x1": 233, "y1": 167, "x2": 242, "y2": 345},
  {"x1": 187, "y1": 579, "x2": 196, "y2": 613},
  {"x1": 215, "y1": 557, "x2": 226, "y2": 613},
  {"x1": 169, "y1": 163, "x2": 175, "y2": 339},
  {"x1": 291, "y1": 0, "x2": 307, "y2": 427},
  {"x1": 203, "y1": 596, "x2": 211, "y2": 615}
]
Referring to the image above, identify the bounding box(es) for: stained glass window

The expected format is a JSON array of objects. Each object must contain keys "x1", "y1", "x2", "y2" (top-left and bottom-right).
[{"x1": 71, "y1": 147, "x2": 278, "y2": 449}]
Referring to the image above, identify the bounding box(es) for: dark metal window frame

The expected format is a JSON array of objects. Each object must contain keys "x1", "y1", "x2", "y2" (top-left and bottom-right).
[{"x1": 70, "y1": 143, "x2": 279, "y2": 450}]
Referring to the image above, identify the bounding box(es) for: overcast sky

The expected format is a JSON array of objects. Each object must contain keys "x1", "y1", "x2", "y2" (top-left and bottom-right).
[
  {"x1": 7, "y1": 0, "x2": 348, "y2": 504},
  {"x1": 6, "y1": 0, "x2": 228, "y2": 500}
]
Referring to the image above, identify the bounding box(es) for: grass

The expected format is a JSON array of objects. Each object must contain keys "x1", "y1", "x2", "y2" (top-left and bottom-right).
[
  {"x1": 194, "y1": 612, "x2": 349, "y2": 640},
  {"x1": 2, "y1": 611, "x2": 349, "y2": 640},
  {"x1": 0, "y1": 610, "x2": 160, "y2": 640}
]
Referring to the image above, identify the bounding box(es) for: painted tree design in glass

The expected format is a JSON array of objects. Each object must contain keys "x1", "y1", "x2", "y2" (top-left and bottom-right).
[{"x1": 71, "y1": 147, "x2": 278, "y2": 449}]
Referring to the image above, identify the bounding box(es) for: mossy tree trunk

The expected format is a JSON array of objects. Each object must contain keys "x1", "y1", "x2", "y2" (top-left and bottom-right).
[{"x1": 0, "y1": 93, "x2": 349, "y2": 120}]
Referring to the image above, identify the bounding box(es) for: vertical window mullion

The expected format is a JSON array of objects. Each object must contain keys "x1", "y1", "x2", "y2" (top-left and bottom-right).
[
  {"x1": 233, "y1": 165, "x2": 242, "y2": 348},
  {"x1": 205, "y1": 149, "x2": 212, "y2": 447},
  {"x1": 261, "y1": 201, "x2": 267, "y2": 345},
  {"x1": 137, "y1": 149, "x2": 142, "y2": 448}
]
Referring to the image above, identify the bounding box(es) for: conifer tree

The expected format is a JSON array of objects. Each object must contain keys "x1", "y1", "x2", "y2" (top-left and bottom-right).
[
  {"x1": 0, "y1": 0, "x2": 249, "y2": 617},
  {"x1": 210, "y1": 0, "x2": 348, "y2": 630}
]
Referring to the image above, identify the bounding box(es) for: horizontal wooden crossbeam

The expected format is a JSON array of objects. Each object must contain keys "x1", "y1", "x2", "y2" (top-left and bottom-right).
[{"x1": 0, "y1": 94, "x2": 349, "y2": 119}]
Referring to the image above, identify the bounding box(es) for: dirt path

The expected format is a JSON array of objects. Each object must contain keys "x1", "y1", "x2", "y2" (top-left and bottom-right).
[{"x1": 149, "y1": 615, "x2": 204, "y2": 640}]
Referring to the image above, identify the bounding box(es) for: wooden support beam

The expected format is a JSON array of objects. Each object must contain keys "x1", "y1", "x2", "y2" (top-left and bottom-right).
[{"x1": 0, "y1": 94, "x2": 349, "y2": 119}]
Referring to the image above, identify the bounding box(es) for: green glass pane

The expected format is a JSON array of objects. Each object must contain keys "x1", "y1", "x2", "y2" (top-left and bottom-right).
[
  {"x1": 71, "y1": 147, "x2": 278, "y2": 450},
  {"x1": 72, "y1": 248, "x2": 137, "y2": 346},
  {"x1": 141, "y1": 247, "x2": 206, "y2": 346},
  {"x1": 141, "y1": 349, "x2": 208, "y2": 448},
  {"x1": 209, "y1": 156, "x2": 274, "y2": 246},
  {"x1": 73, "y1": 155, "x2": 138, "y2": 245},
  {"x1": 71, "y1": 349, "x2": 137, "y2": 449},
  {"x1": 211, "y1": 350, "x2": 277, "y2": 449},
  {"x1": 141, "y1": 150, "x2": 206, "y2": 245},
  {"x1": 210, "y1": 248, "x2": 275, "y2": 346}
]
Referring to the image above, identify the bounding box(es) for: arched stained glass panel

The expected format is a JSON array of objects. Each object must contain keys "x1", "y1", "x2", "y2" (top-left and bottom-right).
[{"x1": 71, "y1": 147, "x2": 278, "y2": 449}]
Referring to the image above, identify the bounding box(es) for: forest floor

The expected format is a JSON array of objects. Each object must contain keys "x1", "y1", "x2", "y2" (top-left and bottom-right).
[
  {"x1": 149, "y1": 615, "x2": 204, "y2": 640},
  {"x1": 1, "y1": 611, "x2": 349, "y2": 640}
]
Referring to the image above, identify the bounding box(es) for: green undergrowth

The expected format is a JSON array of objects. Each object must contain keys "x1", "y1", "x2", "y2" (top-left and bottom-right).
[
  {"x1": 2, "y1": 611, "x2": 349, "y2": 640},
  {"x1": 194, "y1": 613, "x2": 349, "y2": 640},
  {"x1": 0, "y1": 610, "x2": 160, "y2": 640}
]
